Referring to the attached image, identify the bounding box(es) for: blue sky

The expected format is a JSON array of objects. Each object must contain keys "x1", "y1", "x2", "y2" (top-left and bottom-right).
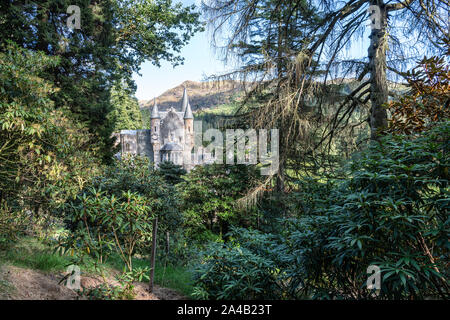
[{"x1": 132, "y1": 0, "x2": 227, "y2": 101}]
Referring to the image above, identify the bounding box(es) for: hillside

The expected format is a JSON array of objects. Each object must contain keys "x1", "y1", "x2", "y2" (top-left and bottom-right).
[
  {"x1": 139, "y1": 80, "x2": 244, "y2": 112},
  {"x1": 139, "y1": 79, "x2": 408, "y2": 112},
  {"x1": 137, "y1": 78, "x2": 408, "y2": 129}
]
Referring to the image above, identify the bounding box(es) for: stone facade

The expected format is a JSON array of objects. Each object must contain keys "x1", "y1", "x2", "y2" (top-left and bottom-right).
[{"x1": 115, "y1": 88, "x2": 212, "y2": 171}]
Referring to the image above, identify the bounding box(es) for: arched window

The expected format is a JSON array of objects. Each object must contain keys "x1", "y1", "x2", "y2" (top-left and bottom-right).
[{"x1": 125, "y1": 143, "x2": 130, "y2": 152}]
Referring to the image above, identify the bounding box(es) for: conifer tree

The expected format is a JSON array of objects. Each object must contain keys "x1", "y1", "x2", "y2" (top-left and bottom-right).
[
  {"x1": 0, "y1": 0, "x2": 203, "y2": 160},
  {"x1": 158, "y1": 161, "x2": 187, "y2": 185},
  {"x1": 109, "y1": 81, "x2": 143, "y2": 131}
]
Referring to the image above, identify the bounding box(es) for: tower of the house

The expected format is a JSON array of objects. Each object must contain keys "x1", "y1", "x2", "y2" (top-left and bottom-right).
[
  {"x1": 183, "y1": 91, "x2": 194, "y2": 169},
  {"x1": 181, "y1": 87, "x2": 189, "y2": 114},
  {"x1": 150, "y1": 98, "x2": 161, "y2": 165}
]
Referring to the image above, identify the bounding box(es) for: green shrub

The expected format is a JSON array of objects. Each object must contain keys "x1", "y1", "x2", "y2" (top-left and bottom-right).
[
  {"x1": 78, "y1": 283, "x2": 135, "y2": 300},
  {"x1": 62, "y1": 188, "x2": 154, "y2": 271},
  {"x1": 192, "y1": 122, "x2": 449, "y2": 300},
  {"x1": 178, "y1": 164, "x2": 262, "y2": 241},
  {"x1": 60, "y1": 155, "x2": 181, "y2": 272},
  {"x1": 192, "y1": 228, "x2": 284, "y2": 300},
  {"x1": 0, "y1": 41, "x2": 101, "y2": 214},
  {"x1": 158, "y1": 161, "x2": 187, "y2": 185},
  {"x1": 286, "y1": 122, "x2": 449, "y2": 299},
  {"x1": 87, "y1": 155, "x2": 182, "y2": 235},
  {"x1": 0, "y1": 201, "x2": 31, "y2": 249}
]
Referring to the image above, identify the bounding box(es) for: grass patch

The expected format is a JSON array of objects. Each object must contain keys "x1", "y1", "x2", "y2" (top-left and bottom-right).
[
  {"x1": 14, "y1": 252, "x2": 69, "y2": 271},
  {"x1": 105, "y1": 254, "x2": 194, "y2": 297},
  {"x1": 0, "y1": 236, "x2": 194, "y2": 298},
  {"x1": 0, "y1": 236, "x2": 102, "y2": 275},
  {"x1": 151, "y1": 262, "x2": 193, "y2": 297},
  {"x1": 0, "y1": 237, "x2": 71, "y2": 272}
]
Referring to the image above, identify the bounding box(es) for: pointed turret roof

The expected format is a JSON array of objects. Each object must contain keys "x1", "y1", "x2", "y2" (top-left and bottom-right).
[
  {"x1": 151, "y1": 98, "x2": 160, "y2": 119},
  {"x1": 184, "y1": 101, "x2": 194, "y2": 119},
  {"x1": 181, "y1": 87, "x2": 189, "y2": 113}
]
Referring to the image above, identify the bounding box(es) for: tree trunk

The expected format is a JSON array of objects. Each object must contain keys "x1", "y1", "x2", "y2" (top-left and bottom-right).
[
  {"x1": 276, "y1": 156, "x2": 285, "y2": 192},
  {"x1": 165, "y1": 231, "x2": 170, "y2": 256},
  {"x1": 276, "y1": 172, "x2": 285, "y2": 192},
  {"x1": 149, "y1": 216, "x2": 158, "y2": 293},
  {"x1": 368, "y1": 1, "x2": 389, "y2": 139},
  {"x1": 36, "y1": 8, "x2": 49, "y2": 53}
]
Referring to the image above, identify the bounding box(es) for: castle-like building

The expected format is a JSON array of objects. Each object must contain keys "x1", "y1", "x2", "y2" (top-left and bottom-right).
[{"x1": 115, "y1": 88, "x2": 211, "y2": 171}]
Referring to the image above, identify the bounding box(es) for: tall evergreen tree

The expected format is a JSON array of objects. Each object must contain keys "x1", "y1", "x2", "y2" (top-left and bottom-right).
[
  {"x1": 109, "y1": 81, "x2": 143, "y2": 131},
  {"x1": 158, "y1": 161, "x2": 187, "y2": 185},
  {"x1": 204, "y1": 0, "x2": 448, "y2": 185},
  {"x1": 0, "y1": 0, "x2": 203, "y2": 160}
]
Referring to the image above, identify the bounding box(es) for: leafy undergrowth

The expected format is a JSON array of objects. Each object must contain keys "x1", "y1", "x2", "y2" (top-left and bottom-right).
[
  {"x1": 0, "y1": 236, "x2": 193, "y2": 298},
  {"x1": 103, "y1": 254, "x2": 193, "y2": 297}
]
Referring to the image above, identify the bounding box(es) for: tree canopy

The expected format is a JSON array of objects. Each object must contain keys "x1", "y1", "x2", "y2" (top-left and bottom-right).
[
  {"x1": 203, "y1": 0, "x2": 449, "y2": 186},
  {"x1": 108, "y1": 80, "x2": 143, "y2": 131},
  {"x1": 0, "y1": 0, "x2": 203, "y2": 160}
]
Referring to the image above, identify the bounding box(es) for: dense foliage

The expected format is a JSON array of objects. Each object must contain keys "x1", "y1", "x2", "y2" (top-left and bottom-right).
[
  {"x1": 0, "y1": 41, "x2": 101, "y2": 214},
  {"x1": 109, "y1": 81, "x2": 143, "y2": 131},
  {"x1": 0, "y1": 0, "x2": 203, "y2": 159},
  {"x1": 192, "y1": 228, "x2": 283, "y2": 300},
  {"x1": 0, "y1": 201, "x2": 31, "y2": 249},
  {"x1": 193, "y1": 122, "x2": 450, "y2": 299},
  {"x1": 158, "y1": 161, "x2": 187, "y2": 185},
  {"x1": 389, "y1": 53, "x2": 450, "y2": 134},
  {"x1": 178, "y1": 164, "x2": 262, "y2": 241},
  {"x1": 60, "y1": 156, "x2": 181, "y2": 269},
  {"x1": 0, "y1": 1, "x2": 448, "y2": 301}
]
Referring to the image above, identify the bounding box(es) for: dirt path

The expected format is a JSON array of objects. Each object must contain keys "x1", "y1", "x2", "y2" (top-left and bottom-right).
[{"x1": 0, "y1": 265, "x2": 186, "y2": 300}]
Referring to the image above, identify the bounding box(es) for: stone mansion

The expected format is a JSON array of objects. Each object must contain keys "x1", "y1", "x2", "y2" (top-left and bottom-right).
[{"x1": 114, "y1": 88, "x2": 212, "y2": 171}]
